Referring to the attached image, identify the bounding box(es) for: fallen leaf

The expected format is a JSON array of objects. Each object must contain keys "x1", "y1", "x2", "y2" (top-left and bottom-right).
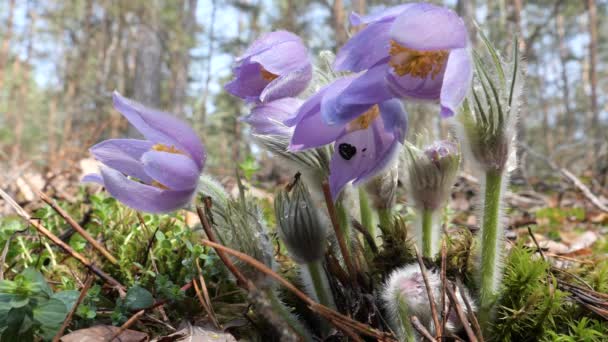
[
  {"x1": 565, "y1": 231, "x2": 599, "y2": 252},
  {"x1": 153, "y1": 322, "x2": 237, "y2": 342},
  {"x1": 61, "y1": 325, "x2": 148, "y2": 342}
]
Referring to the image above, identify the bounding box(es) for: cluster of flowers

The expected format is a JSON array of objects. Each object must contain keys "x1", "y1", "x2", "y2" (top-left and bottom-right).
[{"x1": 84, "y1": 2, "x2": 521, "y2": 340}]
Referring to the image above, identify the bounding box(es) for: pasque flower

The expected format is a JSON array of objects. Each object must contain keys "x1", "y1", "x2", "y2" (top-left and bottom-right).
[
  {"x1": 225, "y1": 31, "x2": 312, "y2": 103},
  {"x1": 328, "y1": 3, "x2": 472, "y2": 125},
  {"x1": 286, "y1": 76, "x2": 407, "y2": 199},
  {"x1": 83, "y1": 92, "x2": 205, "y2": 213},
  {"x1": 242, "y1": 97, "x2": 302, "y2": 136}
]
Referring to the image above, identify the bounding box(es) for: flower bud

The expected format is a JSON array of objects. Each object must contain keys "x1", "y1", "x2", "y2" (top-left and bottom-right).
[
  {"x1": 382, "y1": 264, "x2": 475, "y2": 338},
  {"x1": 405, "y1": 140, "x2": 461, "y2": 211},
  {"x1": 275, "y1": 178, "x2": 329, "y2": 264},
  {"x1": 364, "y1": 164, "x2": 399, "y2": 210}
]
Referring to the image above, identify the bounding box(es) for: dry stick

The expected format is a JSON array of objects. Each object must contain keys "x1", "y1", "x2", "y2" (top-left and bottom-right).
[
  {"x1": 109, "y1": 309, "x2": 145, "y2": 341},
  {"x1": 192, "y1": 279, "x2": 214, "y2": 325},
  {"x1": 413, "y1": 245, "x2": 442, "y2": 338},
  {"x1": 0, "y1": 188, "x2": 125, "y2": 291},
  {"x1": 195, "y1": 258, "x2": 220, "y2": 329},
  {"x1": 527, "y1": 226, "x2": 546, "y2": 261},
  {"x1": 200, "y1": 239, "x2": 395, "y2": 341},
  {"x1": 445, "y1": 283, "x2": 478, "y2": 342},
  {"x1": 38, "y1": 191, "x2": 118, "y2": 265},
  {"x1": 456, "y1": 279, "x2": 483, "y2": 342},
  {"x1": 321, "y1": 181, "x2": 358, "y2": 287},
  {"x1": 195, "y1": 205, "x2": 249, "y2": 287},
  {"x1": 53, "y1": 273, "x2": 95, "y2": 342},
  {"x1": 410, "y1": 316, "x2": 435, "y2": 342},
  {"x1": 440, "y1": 240, "x2": 448, "y2": 335}
]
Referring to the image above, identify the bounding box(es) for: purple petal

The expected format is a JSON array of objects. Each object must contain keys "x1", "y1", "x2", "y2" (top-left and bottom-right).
[
  {"x1": 259, "y1": 64, "x2": 312, "y2": 102},
  {"x1": 99, "y1": 166, "x2": 194, "y2": 213},
  {"x1": 329, "y1": 118, "x2": 401, "y2": 199},
  {"x1": 378, "y1": 99, "x2": 408, "y2": 141},
  {"x1": 224, "y1": 61, "x2": 270, "y2": 102},
  {"x1": 238, "y1": 31, "x2": 302, "y2": 62},
  {"x1": 440, "y1": 48, "x2": 472, "y2": 117},
  {"x1": 82, "y1": 173, "x2": 104, "y2": 185},
  {"x1": 141, "y1": 151, "x2": 200, "y2": 191},
  {"x1": 288, "y1": 87, "x2": 347, "y2": 151},
  {"x1": 243, "y1": 98, "x2": 302, "y2": 135},
  {"x1": 386, "y1": 67, "x2": 445, "y2": 100},
  {"x1": 390, "y1": 3, "x2": 468, "y2": 51},
  {"x1": 322, "y1": 63, "x2": 393, "y2": 126},
  {"x1": 112, "y1": 92, "x2": 206, "y2": 169},
  {"x1": 89, "y1": 139, "x2": 154, "y2": 183},
  {"x1": 334, "y1": 21, "x2": 392, "y2": 72},
  {"x1": 251, "y1": 40, "x2": 310, "y2": 75},
  {"x1": 349, "y1": 4, "x2": 413, "y2": 26}
]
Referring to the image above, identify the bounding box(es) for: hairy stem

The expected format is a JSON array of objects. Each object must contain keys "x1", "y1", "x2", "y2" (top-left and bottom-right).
[
  {"x1": 397, "y1": 297, "x2": 416, "y2": 342},
  {"x1": 358, "y1": 188, "x2": 374, "y2": 238},
  {"x1": 421, "y1": 209, "x2": 434, "y2": 258},
  {"x1": 479, "y1": 169, "x2": 504, "y2": 326},
  {"x1": 266, "y1": 288, "x2": 314, "y2": 342},
  {"x1": 305, "y1": 260, "x2": 334, "y2": 335},
  {"x1": 378, "y1": 208, "x2": 393, "y2": 232}
]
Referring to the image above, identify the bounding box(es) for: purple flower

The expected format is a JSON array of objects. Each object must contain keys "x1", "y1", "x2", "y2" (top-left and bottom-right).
[
  {"x1": 286, "y1": 76, "x2": 407, "y2": 199},
  {"x1": 242, "y1": 97, "x2": 302, "y2": 136},
  {"x1": 330, "y1": 3, "x2": 472, "y2": 124},
  {"x1": 83, "y1": 92, "x2": 206, "y2": 213},
  {"x1": 225, "y1": 31, "x2": 312, "y2": 103}
]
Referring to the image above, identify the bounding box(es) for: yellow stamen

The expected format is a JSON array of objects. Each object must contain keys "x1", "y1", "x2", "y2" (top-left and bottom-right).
[
  {"x1": 388, "y1": 40, "x2": 448, "y2": 79},
  {"x1": 151, "y1": 180, "x2": 169, "y2": 190},
  {"x1": 348, "y1": 105, "x2": 380, "y2": 132},
  {"x1": 260, "y1": 67, "x2": 279, "y2": 81},
  {"x1": 152, "y1": 144, "x2": 185, "y2": 155}
]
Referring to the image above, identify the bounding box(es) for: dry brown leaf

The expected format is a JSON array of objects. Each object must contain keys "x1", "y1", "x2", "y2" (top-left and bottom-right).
[
  {"x1": 153, "y1": 322, "x2": 237, "y2": 342},
  {"x1": 565, "y1": 231, "x2": 599, "y2": 252},
  {"x1": 60, "y1": 325, "x2": 148, "y2": 342}
]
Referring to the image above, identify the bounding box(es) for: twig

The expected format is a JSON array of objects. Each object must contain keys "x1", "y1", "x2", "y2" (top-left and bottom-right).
[
  {"x1": 457, "y1": 278, "x2": 483, "y2": 342},
  {"x1": 321, "y1": 181, "x2": 358, "y2": 287},
  {"x1": 200, "y1": 239, "x2": 395, "y2": 341},
  {"x1": 195, "y1": 258, "x2": 220, "y2": 329},
  {"x1": 351, "y1": 219, "x2": 378, "y2": 254},
  {"x1": 445, "y1": 283, "x2": 478, "y2": 342},
  {"x1": 413, "y1": 245, "x2": 442, "y2": 338},
  {"x1": 110, "y1": 309, "x2": 145, "y2": 341},
  {"x1": 440, "y1": 240, "x2": 448, "y2": 335},
  {"x1": 53, "y1": 273, "x2": 94, "y2": 342},
  {"x1": 527, "y1": 226, "x2": 546, "y2": 261},
  {"x1": 38, "y1": 191, "x2": 118, "y2": 265},
  {"x1": 519, "y1": 142, "x2": 608, "y2": 212},
  {"x1": 196, "y1": 204, "x2": 249, "y2": 287},
  {"x1": 410, "y1": 316, "x2": 435, "y2": 342},
  {"x1": 0, "y1": 187, "x2": 125, "y2": 291},
  {"x1": 137, "y1": 213, "x2": 159, "y2": 267}
]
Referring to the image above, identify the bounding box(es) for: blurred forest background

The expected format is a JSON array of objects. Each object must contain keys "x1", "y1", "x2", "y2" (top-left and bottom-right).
[{"x1": 0, "y1": 0, "x2": 606, "y2": 194}]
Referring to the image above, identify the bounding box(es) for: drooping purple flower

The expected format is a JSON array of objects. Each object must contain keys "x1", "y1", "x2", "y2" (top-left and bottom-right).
[
  {"x1": 241, "y1": 97, "x2": 302, "y2": 136},
  {"x1": 83, "y1": 92, "x2": 206, "y2": 213},
  {"x1": 329, "y1": 3, "x2": 472, "y2": 125},
  {"x1": 286, "y1": 76, "x2": 407, "y2": 199},
  {"x1": 225, "y1": 31, "x2": 312, "y2": 103}
]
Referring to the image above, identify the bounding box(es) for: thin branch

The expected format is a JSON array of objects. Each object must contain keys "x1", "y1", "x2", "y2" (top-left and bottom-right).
[
  {"x1": 410, "y1": 316, "x2": 435, "y2": 342},
  {"x1": 457, "y1": 278, "x2": 483, "y2": 342},
  {"x1": 53, "y1": 273, "x2": 94, "y2": 342},
  {"x1": 413, "y1": 245, "x2": 442, "y2": 338},
  {"x1": 38, "y1": 191, "x2": 118, "y2": 265},
  {"x1": 321, "y1": 181, "x2": 358, "y2": 287},
  {"x1": 200, "y1": 239, "x2": 395, "y2": 341},
  {"x1": 110, "y1": 309, "x2": 145, "y2": 341},
  {"x1": 445, "y1": 283, "x2": 478, "y2": 342},
  {"x1": 440, "y1": 240, "x2": 448, "y2": 335},
  {"x1": 0, "y1": 187, "x2": 125, "y2": 291}
]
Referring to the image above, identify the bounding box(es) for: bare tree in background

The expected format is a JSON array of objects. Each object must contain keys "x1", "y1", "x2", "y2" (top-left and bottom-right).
[
  {"x1": 556, "y1": 13, "x2": 574, "y2": 140},
  {"x1": 586, "y1": 0, "x2": 600, "y2": 163}
]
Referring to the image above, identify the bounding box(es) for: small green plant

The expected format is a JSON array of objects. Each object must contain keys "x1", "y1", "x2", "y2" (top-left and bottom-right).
[{"x1": 0, "y1": 268, "x2": 80, "y2": 341}]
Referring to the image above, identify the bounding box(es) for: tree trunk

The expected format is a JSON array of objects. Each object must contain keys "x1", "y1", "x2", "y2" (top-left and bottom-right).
[
  {"x1": 0, "y1": 0, "x2": 16, "y2": 92},
  {"x1": 556, "y1": 13, "x2": 574, "y2": 140},
  {"x1": 198, "y1": 0, "x2": 217, "y2": 132},
  {"x1": 171, "y1": 0, "x2": 198, "y2": 119},
  {"x1": 457, "y1": 0, "x2": 477, "y2": 46},
  {"x1": 131, "y1": 10, "x2": 163, "y2": 137},
  {"x1": 586, "y1": 0, "x2": 600, "y2": 163},
  {"x1": 332, "y1": 0, "x2": 347, "y2": 48}
]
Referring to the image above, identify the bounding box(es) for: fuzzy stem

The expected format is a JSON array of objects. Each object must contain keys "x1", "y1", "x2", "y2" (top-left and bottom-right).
[
  {"x1": 305, "y1": 260, "x2": 334, "y2": 335},
  {"x1": 479, "y1": 169, "x2": 504, "y2": 326},
  {"x1": 378, "y1": 208, "x2": 393, "y2": 232},
  {"x1": 358, "y1": 188, "x2": 374, "y2": 240},
  {"x1": 266, "y1": 288, "x2": 314, "y2": 342},
  {"x1": 421, "y1": 209, "x2": 435, "y2": 258},
  {"x1": 397, "y1": 297, "x2": 416, "y2": 342}
]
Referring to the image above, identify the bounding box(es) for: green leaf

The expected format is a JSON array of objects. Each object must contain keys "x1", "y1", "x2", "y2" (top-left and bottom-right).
[
  {"x1": 22, "y1": 268, "x2": 52, "y2": 297},
  {"x1": 124, "y1": 286, "x2": 154, "y2": 311},
  {"x1": 52, "y1": 290, "x2": 80, "y2": 312},
  {"x1": 32, "y1": 298, "x2": 68, "y2": 328}
]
